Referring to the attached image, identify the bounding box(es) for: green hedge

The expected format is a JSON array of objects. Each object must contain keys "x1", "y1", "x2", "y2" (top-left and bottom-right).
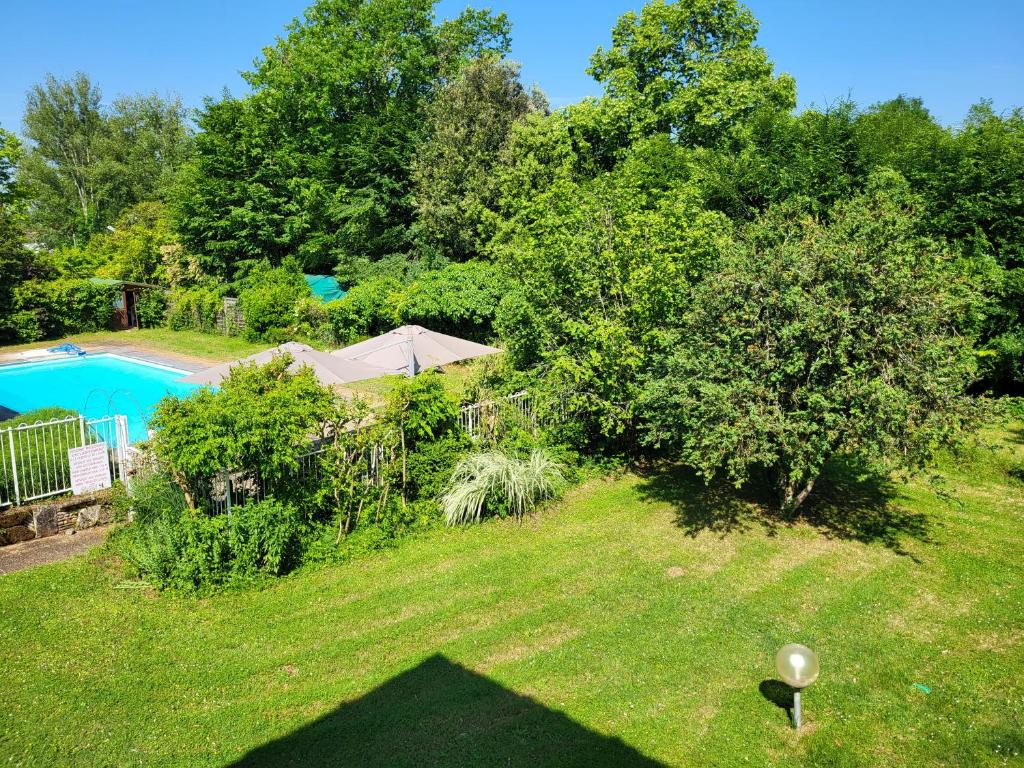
[{"x1": 10, "y1": 279, "x2": 120, "y2": 341}]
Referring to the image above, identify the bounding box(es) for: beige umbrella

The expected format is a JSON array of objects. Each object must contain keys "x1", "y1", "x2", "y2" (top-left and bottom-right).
[
  {"x1": 177, "y1": 342, "x2": 385, "y2": 387},
  {"x1": 331, "y1": 325, "x2": 500, "y2": 377}
]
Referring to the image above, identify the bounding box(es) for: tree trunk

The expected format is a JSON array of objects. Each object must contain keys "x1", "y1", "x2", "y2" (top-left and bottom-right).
[{"x1": 783, "y1": 478, "x2": 816, "y2": 512}]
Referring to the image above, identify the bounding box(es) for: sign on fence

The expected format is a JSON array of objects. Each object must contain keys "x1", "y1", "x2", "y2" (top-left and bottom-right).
[{"x1": 69, "y1": 442, "x2": 112, "y2": 495}]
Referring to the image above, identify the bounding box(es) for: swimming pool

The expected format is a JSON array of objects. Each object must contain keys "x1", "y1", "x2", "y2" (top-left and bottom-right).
[{"x1": 0, "y1": 354, "x2": 200, "y2": 442}]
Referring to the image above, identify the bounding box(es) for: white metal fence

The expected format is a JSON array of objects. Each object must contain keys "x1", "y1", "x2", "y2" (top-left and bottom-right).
[
  {"x1": 459, "y1": 391, "x2": 536, "y2": 440},
  {"x1": 0, "y1": 414, "x2": 131, "y2": 508},
  {"x1": 201, "y1": 392, "x2": 538, "y2": 512}
]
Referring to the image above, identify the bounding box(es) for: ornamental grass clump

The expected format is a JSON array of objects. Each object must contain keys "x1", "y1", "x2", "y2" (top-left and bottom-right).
[{"x1": 442, "y1": 448, "x2": 565, "y2": 526}]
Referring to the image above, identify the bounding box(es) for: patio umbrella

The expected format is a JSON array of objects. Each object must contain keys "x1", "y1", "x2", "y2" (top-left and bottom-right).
[
  {"x1": 331, "y1": 325, "x2": 500, "y2": 377},
  {"x1": 177, "y1": 342, "x2": 385, "y2": 388}
]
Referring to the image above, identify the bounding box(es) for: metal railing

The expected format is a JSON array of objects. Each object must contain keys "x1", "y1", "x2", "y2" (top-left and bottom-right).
[
  {"x1": 0, "y1": 414, "x2": 131, "y2": 508},
  {"x1": 459, "y1": 391, "x2": 536, "y2": 440}
]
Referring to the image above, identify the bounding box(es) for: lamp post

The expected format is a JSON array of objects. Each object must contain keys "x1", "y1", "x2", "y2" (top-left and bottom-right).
[{"x1": 775, "y1": 643, "x2": 819, "y2": 730}]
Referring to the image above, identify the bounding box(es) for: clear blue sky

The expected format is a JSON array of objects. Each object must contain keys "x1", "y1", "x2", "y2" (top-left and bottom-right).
[{"x1": 2, "y1": 0, "x2": 1022, "y2": 135}]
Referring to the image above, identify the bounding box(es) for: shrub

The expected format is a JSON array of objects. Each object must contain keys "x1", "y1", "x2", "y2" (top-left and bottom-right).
[
  {"x1": 166, "y1": 285, "x2": 222, "y2": 332},
  {"x1": 11, "y1": 279, "x2": 120, "y2": 341},
  {"x1": 385, "y1": 370, "x2": 461, "y2": 449},
  {"x1": 441, "y1": 448, "x2": 565, "y2": 525},
  {"x1": 238, "y1": 265, "x2": 309, "y2": 341},
  {"x1": 111, "y1": 470, "x2": 307, "y2": 592},
  {"x1": 396, "y1": 261, "x2": 508, "y2": 341},
  {"x1": 135, "y1": 288, "x2": 167, "y2": 328},
  {"x1": 149, "y1": 354, "x2": 335, "y2": 510},
  {"x1": 325, "y1": 275, "x2": 402, "y2": 343}
]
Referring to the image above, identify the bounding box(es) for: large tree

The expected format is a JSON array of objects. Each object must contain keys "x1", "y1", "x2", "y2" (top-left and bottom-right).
[
  {"x1": 412, "y1": 56, "x2": 546, "y2": 262},
  {"x1": 587, "y1": 0, "x2": 795, "y2": 148},
  {"x1": 639, "y1": 171, "x2": 980, "y2": 509},
  {"x1": 491, "y1": 133, "x2": 732, "y2": 447},
  {"x1": 19, "y1": 73, "x2": 191, "y2": 246},
  {"x1": 172, "y1": 0, "x2": 511, "y2": 277},
  {"x1": 0, "y1": 127, "x2": 33, "y2": 340}
]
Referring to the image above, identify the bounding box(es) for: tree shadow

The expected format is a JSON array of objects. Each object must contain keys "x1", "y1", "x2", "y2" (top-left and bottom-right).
[
  {"x1": 635, "y1": 454, "x2": 931, "y2": 556},
  {"x1": 224, "y1": 654, "x2": 666, "y2": 768}
]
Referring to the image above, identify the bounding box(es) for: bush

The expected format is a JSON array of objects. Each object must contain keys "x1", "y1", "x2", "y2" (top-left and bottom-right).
[
  {"x1": 441, "y1": 448, "x2": 565, "y2": 525},
  {"x1": 10, "y1": 279, "x2": 120, "y2": 341},
  {"x1": 166, "y1": 285, "x2": 222, "y2": 332},
  {"x1": 111, "y1": 473, "x2": 306, "y2": 592},
  {"x1": 325, "y1": 275, "x2": 402, "y2": 343},
  {"x1": 396, "y1": 261, "x2": 508, "y2": 341},
  {"x1": 135, "y1": 288, "x2": 167, "y2": 328},
  {"x1": 238, "y1": 265, "x2": 309, "y2": 342}
]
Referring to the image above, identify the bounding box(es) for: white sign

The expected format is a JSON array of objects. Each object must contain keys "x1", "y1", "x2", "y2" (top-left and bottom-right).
[{"x1": 69, "y1": 442, "x2": 112, "y2": 495}]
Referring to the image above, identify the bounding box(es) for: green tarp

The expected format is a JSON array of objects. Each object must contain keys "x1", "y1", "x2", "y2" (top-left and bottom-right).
[{"x1": 304, "y1": 274, "x2": 347, "y2": 303}]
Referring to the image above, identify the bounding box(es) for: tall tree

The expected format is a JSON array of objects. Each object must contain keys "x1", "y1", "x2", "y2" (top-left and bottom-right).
[
  {"x1": 19, "y1": 73, "x2": 191, "y2": 246},
  {"x1": 639, "y1": 171, "x2": 980, "y2": 509},
  {"x1": 587, "y1": 0, "x2": 795, "y2": 148},
  {"x1": 20, "y1": 73, "x2": 105, "y2": 244},
  {"x1": 0, "y1": 127, "x2": 33, "y2": 340},
  {"x1": 412, "y1": 56, "x2": 546, "y2": 262},
  {"x1": 172, "y1": 0, "x2": 511, "y2": 278}
]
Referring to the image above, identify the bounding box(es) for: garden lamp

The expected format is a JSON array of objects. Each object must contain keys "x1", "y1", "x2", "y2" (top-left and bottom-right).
[{"x1": 775, "y1": 643, "x2": 819, "y2": 730}]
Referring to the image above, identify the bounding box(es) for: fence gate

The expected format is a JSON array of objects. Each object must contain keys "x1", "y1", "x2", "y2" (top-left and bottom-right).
[{"x1": 0, "y1": 414, "x2": 130, "y2": 508}]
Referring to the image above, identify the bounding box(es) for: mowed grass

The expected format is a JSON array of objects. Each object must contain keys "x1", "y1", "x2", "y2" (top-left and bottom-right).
[{"x1": 1, "y1": 427, "x2": 1022, "y2": 767}]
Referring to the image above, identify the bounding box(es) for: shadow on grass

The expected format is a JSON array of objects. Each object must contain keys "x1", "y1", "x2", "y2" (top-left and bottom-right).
[
  {"x1": 635, "y1": 455, "x2": 930, "y2": 556},
  {"x1": 758, "y1": 679, "x2": 794, "y2": 724},
  {"x1": 225, "y1": 654, "x2": 665, "y2": 768}
]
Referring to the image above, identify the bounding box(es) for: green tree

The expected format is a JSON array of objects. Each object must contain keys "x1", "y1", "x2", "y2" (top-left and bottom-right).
[
  {"x1": 492, "y1": 135, "x2": 731, "y2": 447},
  {"x1": 397, "y1": 261, "x2": 508, "y2": 341},
  {"x1": 0, "y1": 127, "x2": 34, "y2": 340},
  {"x1": 172, "y1": 0, "x2": 511, "y2": 277},
  {"x1": 20, "y1": 73, "x2": 191, "y2": 246},
  {"x1": 587, "y1": 0, "x2": 795, "y2": 148},
  {"x1": 150, "y1": 355, "x2": 336, "y2": 510},
  {"x1": 412, "y1": 56, "x2": 546, "y2": 261},
  {"x1": 639, "y1": 171, "x2": 980, "y2": 509}
]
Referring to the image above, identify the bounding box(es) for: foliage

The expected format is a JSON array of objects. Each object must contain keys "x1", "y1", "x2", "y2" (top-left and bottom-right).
[
  {"x1": 149, "y1": 355, "x2": 335, "y2": 510},
  {"x1": 413, "y1": 56, "x2": 546, "y2": 261},
  {"x1": 112, "y1": 473, "x2": 306, "y2": 592},
  {"x1": 441, "y1": 447, "x2": 564, "y2": 524},
  {"x1": 385, "y1": 370, "x2": 461, "y2": 448},
  {"x1": 165, "y1": 285, "x2": 223, "y2": 332},
  {"x1": 325, "y1": 275, "x2": 403, "y2": 343},
  {"x1": 492, "y1": 134, "x2": 732, "y2": 448},
  {"x1": 587, "y1": 0, "x2": 795, "y2": 148},
  {"x1": 237, "y1": 262, "x2": 310, "y2": 342},
  {"x1": 171, "y1": 0, "x2": 511, "y2": 276},
  {"x1": 0, "y1": 127, "x2": 33, "y2": 342},
  {"x1": 9, "y1": 278, "x2": 120, "y2": 341},
  {"x1": 397, "y1": 261, "x2": 508, "y2": 341},
  {"x1": 639, "y1": 172, "x2": 982, "y2": 508},
  {"x1": 19, "y1": 73, "x2": 190, "y2": 246}
]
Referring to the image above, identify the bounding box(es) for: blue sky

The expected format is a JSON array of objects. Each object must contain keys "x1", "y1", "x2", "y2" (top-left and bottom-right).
[{"x1": 1, "y1": 0, "x2": 1021, "y2": 134}]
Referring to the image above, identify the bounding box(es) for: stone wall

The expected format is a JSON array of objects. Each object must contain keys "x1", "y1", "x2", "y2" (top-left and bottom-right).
[{"x1": 0, "y1": 490, "x2": 114, "y2": 546}]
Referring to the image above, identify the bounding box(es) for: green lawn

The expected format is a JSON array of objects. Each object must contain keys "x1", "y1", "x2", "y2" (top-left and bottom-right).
[
  {"x1": 1, "y1": 426, "x2": 1022, "y2": 767},
  {"x1": 0, "y1": 329, "x2": 266, "y2": 363}
]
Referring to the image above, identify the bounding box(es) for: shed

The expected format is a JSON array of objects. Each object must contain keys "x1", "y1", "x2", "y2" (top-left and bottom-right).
[{"x1": 88, "y1": 278, "x2": 160, "y2": 330}]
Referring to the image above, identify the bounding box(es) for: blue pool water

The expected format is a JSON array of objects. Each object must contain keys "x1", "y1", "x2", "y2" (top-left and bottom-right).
[{"x1": 0, "y1": 354, "x2": 200, "y2": 442}]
